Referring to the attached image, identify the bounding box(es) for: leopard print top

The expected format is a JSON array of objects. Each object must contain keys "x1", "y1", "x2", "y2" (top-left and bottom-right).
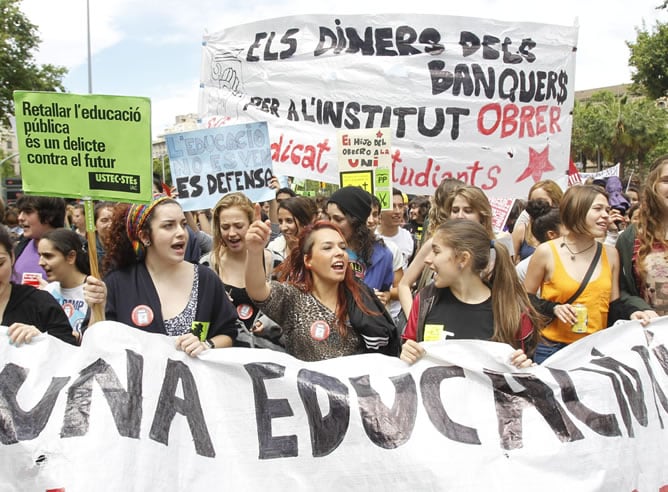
[{"x1": 255, "y1": 281, "x2": 363, "y2": 361}]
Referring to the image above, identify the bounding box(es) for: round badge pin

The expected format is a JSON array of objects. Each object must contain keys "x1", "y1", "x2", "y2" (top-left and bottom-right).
[
  {"x1": 310, "y1": 320, "x2": 331, "y2": 341},
  {"x1": 131, "y1": 305, "x2": 154, "y2": 327},
  {"x1": 62, "y1": 302, "x2": 75, "y2": 318},
  {"x1": 237, "y1": 304, "x2": 254, "y2": 320}
]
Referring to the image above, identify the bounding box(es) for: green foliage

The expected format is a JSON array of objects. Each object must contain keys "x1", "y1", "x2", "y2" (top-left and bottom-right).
[
  {"x1": 571, "y1": 90, "x2": 668, "y2": 176},
  {"x1": 0, "y1": 148, "x2": 17, "y2": 177},
  {"x1": 0, "y1": 0, "x2": 67, "y2": 124},
  {"x1": 627, "y1": 20, "x2": 668, "y2": 99}
]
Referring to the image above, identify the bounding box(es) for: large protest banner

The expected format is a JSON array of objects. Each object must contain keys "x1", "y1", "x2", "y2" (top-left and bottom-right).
[
  {"x1": 165, "y1": 122, "x2": 275, "y2": 211},
  {"x1": 13, "y1": 92, "x2": 153, "y2": 203},
  {"x1": 2, "y1": 319, "x2": 668, "y2": 491},
  {"x1": 199, "y1": 15, "x2": 578, "y2": 197}
]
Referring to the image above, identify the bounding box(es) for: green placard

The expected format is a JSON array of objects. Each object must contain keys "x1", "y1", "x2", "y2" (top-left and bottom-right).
[{"x1": 13, "y1": 91, "x2": 152, "y2": 203}]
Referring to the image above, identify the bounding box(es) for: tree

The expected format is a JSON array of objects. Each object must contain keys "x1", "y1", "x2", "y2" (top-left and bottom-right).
[
  {"x1": 0, "y1": 0, "x2": 67, "y2": 124},
  {"x1": 571, "y1": 90, "x2": 668, "y2": 176},
  {"x1": 627, "y1": 20, "x2": 668, "y2": 99}
]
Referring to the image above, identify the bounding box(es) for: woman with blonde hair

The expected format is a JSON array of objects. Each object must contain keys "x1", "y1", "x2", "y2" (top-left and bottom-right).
[
  {"x1": 424, "y1": 178, "x2": 465, "y2": 243},
  {"x1": 444, "y1": 185, "x2": 495, "y2": 239},
  {"x1": 201, "y1": 192, "x2": 277, "y2": 348},
  {"x1": 617, "y1": 154, "x2": 668, "y2": 316}
]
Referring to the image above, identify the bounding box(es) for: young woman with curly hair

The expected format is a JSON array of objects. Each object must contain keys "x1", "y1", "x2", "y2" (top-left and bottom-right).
[{"x1": 84, "y1": 196, "x2": 238, "y2": 356}]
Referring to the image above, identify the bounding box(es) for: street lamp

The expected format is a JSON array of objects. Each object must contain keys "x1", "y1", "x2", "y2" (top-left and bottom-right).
[
  {"x1": 86, "y1": 0, "x2": 92, "y2": 94},
  {"x1": 0, "y1": 152, "x2": 19, "y2": 168}
]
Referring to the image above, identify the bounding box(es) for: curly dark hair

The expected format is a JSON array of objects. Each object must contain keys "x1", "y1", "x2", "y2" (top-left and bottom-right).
[
  {"x1": 101, "y1": 203, "x2": 134, "y2": 274},
  {"x1": 101, "y1": 199, "x2": 180, "y2": 274}
]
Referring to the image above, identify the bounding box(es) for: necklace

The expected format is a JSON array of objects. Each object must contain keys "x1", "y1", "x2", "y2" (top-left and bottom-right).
[{"x1": 560, "y1": 240, "x2": 596, "y2": 261}]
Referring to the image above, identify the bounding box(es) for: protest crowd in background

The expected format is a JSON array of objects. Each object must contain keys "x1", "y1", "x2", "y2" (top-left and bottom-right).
[{"x1": 3, "y1": 157, "x2": 666, "y2": 363}]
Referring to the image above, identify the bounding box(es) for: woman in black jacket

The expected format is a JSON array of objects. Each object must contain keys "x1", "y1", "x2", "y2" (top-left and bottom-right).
[{"x1": 0, "y1": 227, "x2": 76, "y2": 346}]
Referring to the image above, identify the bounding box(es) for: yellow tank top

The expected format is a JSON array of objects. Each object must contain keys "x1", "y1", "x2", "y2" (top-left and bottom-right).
[{"x1": 541, "y1": 240, "x2": 612, "y2": 344}]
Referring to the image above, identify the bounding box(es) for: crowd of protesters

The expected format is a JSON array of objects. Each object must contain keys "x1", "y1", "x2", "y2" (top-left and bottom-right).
[{"x1": 3, "y1": 155, "x2": 667, "y2": 366}]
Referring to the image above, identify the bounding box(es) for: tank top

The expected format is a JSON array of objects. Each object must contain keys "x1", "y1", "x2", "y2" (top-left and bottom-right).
[{"x1": 541, "y1": 240, "x2": 612, "y2": 344}]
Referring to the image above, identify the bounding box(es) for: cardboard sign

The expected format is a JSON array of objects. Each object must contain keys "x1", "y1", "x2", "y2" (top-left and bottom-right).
[
  {"x1": 337, "y1": 128, "x2": 392, "y2": 210},
  {"x1": 166, "y1": 122, "x2": 275, "y2": 210},
  {"x1": 13, "y1": 91, "x2": 152, "y2": 203}
]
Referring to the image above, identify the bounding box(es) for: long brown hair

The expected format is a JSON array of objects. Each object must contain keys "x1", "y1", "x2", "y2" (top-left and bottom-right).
[
  {"x1": 433, "y1": 220, "x2": 542, "y2": 353},
  {"x1": 277, "y1": 221, "x2": 378, "y2": 336},
  {"x1": 637, "y1": 155, "x2": 668, "y2": 282},
  {"x1": 426, "y1": 178, "x2": 465, "y2": 239}
]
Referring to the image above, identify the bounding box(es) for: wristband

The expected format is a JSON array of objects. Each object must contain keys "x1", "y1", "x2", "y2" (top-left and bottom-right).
[{"x1": 205, "y1": 339, "x2": 215, "y2": 349}]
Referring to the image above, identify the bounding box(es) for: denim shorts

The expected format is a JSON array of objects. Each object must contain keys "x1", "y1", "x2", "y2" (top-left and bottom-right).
[{"x1": 534, "y1": 340, "x2": 569, "y2": 364}]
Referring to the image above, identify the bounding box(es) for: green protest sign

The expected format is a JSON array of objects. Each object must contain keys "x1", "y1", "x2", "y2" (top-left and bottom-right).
[{"x1": 13, "y1": 91, "x2": 152, "y2": 203}]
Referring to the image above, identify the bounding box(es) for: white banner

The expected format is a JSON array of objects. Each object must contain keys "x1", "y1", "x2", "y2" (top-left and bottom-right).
[
  {"x1": 2, "y1": 319, "x2": 668, "y2": 491},
  {"x1": 199, "y1": 15, "x2": 578, "y2": 198},
  {"x1": 580, "y1": 162, "x2": 620, "y2": 181}
]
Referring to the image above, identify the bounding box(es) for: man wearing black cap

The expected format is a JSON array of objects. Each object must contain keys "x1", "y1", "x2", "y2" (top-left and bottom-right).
[{"x1": 326, "y1": 186, "x2": 394, "y2": 294}]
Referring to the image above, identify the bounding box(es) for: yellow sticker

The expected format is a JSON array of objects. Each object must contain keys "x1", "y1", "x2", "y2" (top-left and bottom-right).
[
  {"x1": 423, "y1": 324, "x2": 444, "y2": 342},
  {"x1": 191, "y1": 321, "x2": 210, "y2": 341}
]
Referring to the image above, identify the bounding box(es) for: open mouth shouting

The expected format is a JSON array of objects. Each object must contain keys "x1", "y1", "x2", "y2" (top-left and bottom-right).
[
  {"x1": 331, "y1": 260, "x2": 347, "y2": 273},
  {"x1": 171, "y1": 241, "x2": 186, "y2": 255}
]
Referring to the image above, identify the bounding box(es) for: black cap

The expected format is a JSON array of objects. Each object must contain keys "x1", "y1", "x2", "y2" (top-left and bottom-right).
[{"x1": 327, "y1": 186, "x2": 372, "y2": 223}]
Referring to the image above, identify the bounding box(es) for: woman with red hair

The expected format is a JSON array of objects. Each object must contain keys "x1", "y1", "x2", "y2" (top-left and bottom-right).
[{"x1": 245, "y1": 209, "x2": 398, "y2": 361}]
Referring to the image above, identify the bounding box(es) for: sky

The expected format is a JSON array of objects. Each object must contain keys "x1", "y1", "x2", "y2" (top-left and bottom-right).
[{"x1": 19, "y1": 0, "x2": 668, "y2": 139}]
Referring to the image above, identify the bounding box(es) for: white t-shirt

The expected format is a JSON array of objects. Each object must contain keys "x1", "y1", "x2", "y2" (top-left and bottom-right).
[
  {"x1": 378, "y1": 227, "x2": 415, "y2": 269},
  {"x1": 45, "y1": 282, "x2": 88, "y2": 333},
  {"x1": 376, "y1": 236, "x2": 403, "y2": 320}
]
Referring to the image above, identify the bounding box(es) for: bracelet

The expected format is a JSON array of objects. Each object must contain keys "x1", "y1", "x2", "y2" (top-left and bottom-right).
[{"x1": 205, "y1": 339, "x2": 215, "y2": 349}]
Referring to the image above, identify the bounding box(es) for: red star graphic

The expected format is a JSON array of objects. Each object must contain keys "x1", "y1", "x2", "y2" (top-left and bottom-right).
[
  {"x1": 515, "y1": 145, "x2": 555, "y2": 183},
  {"x1": 376, "y1": 131, "x2": 383, "y2": 138}
]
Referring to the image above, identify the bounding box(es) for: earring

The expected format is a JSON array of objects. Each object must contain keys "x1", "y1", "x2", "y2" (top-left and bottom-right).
[{"x1": 144, "y1": 240, "x2": 151, "y2": 247}]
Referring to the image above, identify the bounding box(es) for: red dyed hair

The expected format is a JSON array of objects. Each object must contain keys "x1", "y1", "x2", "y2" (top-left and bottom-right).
[{"x1": 276, "y1": 220, "x2": 378, "y2": 336}]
